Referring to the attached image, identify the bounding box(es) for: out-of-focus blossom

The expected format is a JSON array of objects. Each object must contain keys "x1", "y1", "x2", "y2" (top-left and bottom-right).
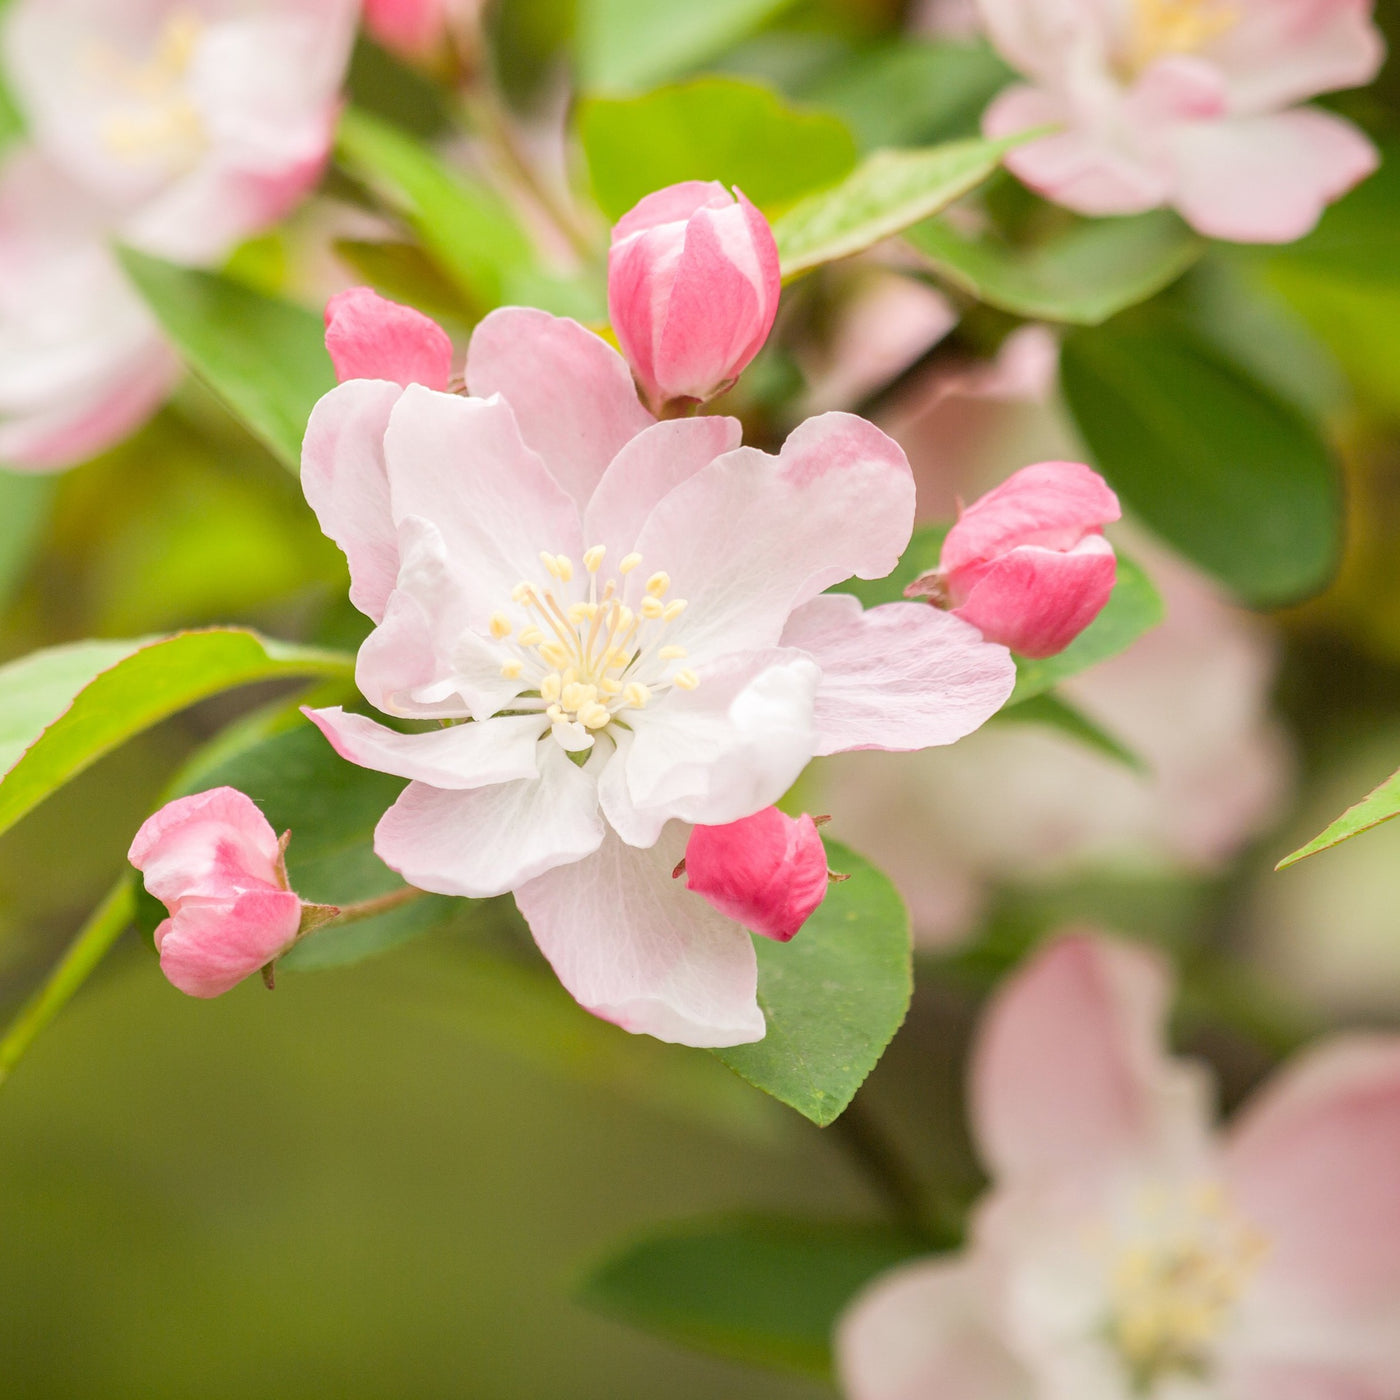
[
  {"x1": 300, "y1": 294, "x2": 1014, "y2": 1045},
  {"x1": 682, "y1": 808, "x2": 832, "y2": 943},
  {"x1": 2, "y1": 0, "x2": 358, "y2": 265},
  {"x1": 608, "y1": 182, "x2": 781, "y2": 412},
  {"x1": 839, "y1": 932, "x2": 1400, "y2": 1400},
  {"x1": 0, "y1": 150, "x2": 180, "y2": 472},
  {"x1": 363, "y1": 0, "x2": 484, "y2": 64},
  {"x1": 978, "y1": 0, "x2": 1384, "y2": 241},
  {"x1": 324, "y1": 287, "x2": 454, "y2": 391},
  {"x1": 128, "y1": 787, "x2": 306, "y2": 998},
  {"x1": 907, "y1": 461, "x2": 1121, "y2": 658},
  {"x1": 819, "y1": 543, "x2": 1291, "y2": 946}
]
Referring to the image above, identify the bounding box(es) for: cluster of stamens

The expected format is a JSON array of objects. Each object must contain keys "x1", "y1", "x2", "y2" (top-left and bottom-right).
[
  {"x1": 1127, "y1": 0, "x2": 1238, "y2": 74},
  {"x1": 492, "y1": 545, "x2": 696, "y2": 749}
]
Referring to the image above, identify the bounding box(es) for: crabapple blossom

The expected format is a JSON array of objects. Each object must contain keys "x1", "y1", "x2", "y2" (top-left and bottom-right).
[
  {"x1": 128, "y1": 787, "x2": 306, "y2": 999},
  {"x1": 682, "y1": 808, "x2": 833, "y2": 943},
  {"x1": 608, "y1": 182, "x2": 781, "y2": 412},
  {"x1": 299, "y1": 291, "x2": 1016, "y2": 1046},
  {"x1": 907, "y1": 461, "x2": 1121, "y2": 658},
  {"x1": 839, "y1": 931, "x2": 1400, "y2": 1400},
  {"x1": 363, "y1": 0, "x2": 484, "y2": 64},
  {"x1": 978, "y1": 0, "x2": 1385, "y2": 241}
]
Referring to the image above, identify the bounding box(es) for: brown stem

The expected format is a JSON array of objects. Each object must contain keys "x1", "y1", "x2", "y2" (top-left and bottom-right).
[{"x1": 324, "y1": 885, "x2": 425, "y2": 929}]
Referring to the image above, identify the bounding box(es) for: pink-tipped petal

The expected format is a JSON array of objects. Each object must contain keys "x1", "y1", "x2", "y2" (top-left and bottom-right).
[
  {"x1": 155, "y1": 890, "x2": 303, "y2": 997},
  {"x1": 465, "y1": 307, "x2": 653, "y2": 510},
  {"x1": 324, "y1": 287, "x2": 453, "y2": 390},
  {"x1": 685, "y1": 807, "x2": 830, "y2": 942},
  {"x1": 610, "y1": 180, "x2": 729, "y2": 242},
  {"x1": 971, "y1": 933, "x2": 1211, "y2": 1185},
  {"x1": 780, "y1": 593, "x2": 1015, "y2": 755},
  {"x1": 515, "y1": 826, "x2": 765, "y2": 1048}
]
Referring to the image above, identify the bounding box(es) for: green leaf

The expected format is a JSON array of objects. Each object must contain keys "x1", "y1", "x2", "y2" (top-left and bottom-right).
[
  {"x1": 1008, "y1": 551, "x2": 1164, "y2": 704},
  {"x1": 907, "y1": 210, "x2": 1202, "y2": 326},
  {"x1": 1060, "y1": 316, "x2": 1342, "y2": 606},
  {"x1": 775, "y1": 135, "x2": 1021, "y2": 279},
  {"x1": 0, "y1": 471, "x2": 55, "y2": 609},
  {"x1": 576, "y1": 0, "x2": 797, "y2": 93},
  {"x1": 118, "y1": 248, "x2": 334, "y2": 470},
  {"x1": 332, "y1": 238, "x2": 478, "y2": 330},
  {"x1": 578, "y1": 77, "x2": 857, "y2": 221},
  {"x1": 1277, "y1": 764, "x2": 1400, "y2": 870},
  {"x1": 336, "y1": 106, "x2": 535, "y2": 313},
  {"x1": 715, "y1": 841, "x2": 911, "y2": 1127},
  {"x1": 0, "y1": 630, "x2": 353, "y2": 840},
  {"x1": 833, "y1": 523, "x2": 947, "y2": 610},
  {"x1": 993, "y1": 692, "x2": 1146, "y2": 773},
  {"x1": 578, "y1": 1214, "x2": 926, "y2": 1376}
]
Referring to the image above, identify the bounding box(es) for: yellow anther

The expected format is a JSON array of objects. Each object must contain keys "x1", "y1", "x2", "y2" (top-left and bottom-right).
[
  {"x1": 489, "y1": 612, "x2": 513, "y2": 639},
  {"x1": 662, "y1": 599, "x2": 688, "y2": 621},
  {"x1": 640, "y1": 596, "x2": 665, "y2": 620},
  {"x1": 623, "y1": 682, "x2": 651, "y2": 709},
  {"x1": 546, "y1": 703, "x2": 564, "y2": 722},
  {"x1": 583, "y1": 545, "x2": 607, "y2": 573},
  {"x1": 645, "y1": 571, "x2": 670, "y2": 597},
  {"x1": 566, "y1": 602, "x2": 593, "y2": 625},
  {"x1": 673, "y1": 669, "x2": 699, "y2": 690},
  {"x1": 614, "y1": 605, "x2": 635, "y2": 631},
  {"x1": 540, "y1": 674, "x2": 562, "y2": 702},
  {"x1": 561, "y1": 682, "x2": 597, "y2": 712},
  {"x1": 579, "y1": 703, "x2": 613, "y2": 730},
  {"x1": 599, "y1": 678, "x2": 623, "y2": 696},
  {"x1": 619, "y1": 552, "x2": 643, "y2": 574},
  {"x1": 540, "y1": 550, "x2": 563, "y2": 578},
  {"x1": 603, "y1": 648, "x2": 629, "y2": 670},
  {"x1": 554, "y1": 554, "x2": 574, "y2": 582},
  {"x1": 511, "y1": 581, "x2": 534, "y2": 603},
  {"x1": 539, "y1": 642, "x2": 570, "y2": 669},
  {"x1": 500, "y1": 658, "x2": 524, "y2": 679},
  {"x1": 518, "y1": 625, "x2": 545, "y2": 647},
  {"x1": 658, "y1": 645, "x2": 688, "y2": 660}
]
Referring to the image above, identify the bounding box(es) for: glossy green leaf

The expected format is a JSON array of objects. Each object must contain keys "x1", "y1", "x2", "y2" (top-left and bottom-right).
[
  {"x1": 1008, "y1": 551, "x2": 1164, "y2": 704},
  {"x1": 775, "y1": 135, "x2": 1021, "y2": 279},
  {"x1": 576, "y1": 0, "x2": 797, "y2": 93},
  {"x1": 578, "y1": 1214, "x2": 925, "y2": 1376},
  {"x1": 0, "y1": 470, "x2": 54, "y2": 608},
  {"x1": 336, "y1": 106, "x2": 534, "y2": 313},
  {"x1": 715, "y1": 841, "x2": 911, "y2": 1127},
  {"x1": 579, "y1": 77, "x2": 857, "y2": 220},
  {"x1": 0, "y1": 630, "x2": 353, "y2": 839},
  {"x1": 118, "y1": 248, "x2": 334, "y2": 470},
  {"x1": 1060, "y1": 317, "x2": 1342, "y2": 606},
  {"x1": 1277, "y1": 764, "x2": 1400, "y2": 870},
  {"x1": 907, "y1": 210, "x2": 1202, "y2": 326}
]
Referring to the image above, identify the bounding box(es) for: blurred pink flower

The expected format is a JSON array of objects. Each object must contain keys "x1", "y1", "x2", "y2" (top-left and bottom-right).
[
  {"x1": 908, "y1": 461, "x2": 1121, "y2": 658},
  {"x1": 608, "y1": 182, "x2": 781, "y2": 411},
  {"x1": 978, "y1": 0, "x2": 1384, "y2": 241},
  {"x1": 2, "y1": 0, "x2": 358, "y2": 265},
  {"x1": 129, "y1": 787, "x2": 304, "y2": 998},
  {"x1": 839, "y1": 932, "x2": 1400, "y2": 1400},
  {"x1": 683, "y1": 808, "x2": 832, "y2": 943},
  {"x1": 299, "y1": 294, "x2": 1014, "y2": 1045},
  {"x1": 363, "y1": 0, "x2": 482, "y2": 62}
]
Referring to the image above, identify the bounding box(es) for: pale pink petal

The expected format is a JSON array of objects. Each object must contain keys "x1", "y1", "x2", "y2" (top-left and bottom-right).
[
  {"x1": 622, "y1": 651, "x2": 820, "y2": 828},
  {"x1": 300, "y1": 378, "x2": 404, "y2": 622},
  {"x1": 1226, "y1": 1361, "x2": 1392, "y2": 1400},
  {"x1": 1129, "y1": 55, "x2": 1229, "y2": 123},
  {"x1": 780, "y1": 593, "x2": 1015, "y2": 755},
  {"x1": 324, "y1": 287, "x2": 453, "y2": 390},
  {"x1": 596, "y1": 728, "x2": 669, "y2": 849},
  {"x1": 611, "y1": 181, "x2": 728, "y2": 242},
  {"x1": 465, "y1": 307, "x2": 653, "y2": 510},
  {"x1": 582, "y1": 415, "x2": 743, "y2": 564},
  {"x1": 837, "y1": 1258, "x2": 1031, "y2": 1400},
  {"x1": 373, "y1": 743, "x2": 604, "y2": 898},
  {"x1": 303, "y1": 706, "x2": 546, "y2": 788},
  {"x1": 631, "y1": 412, "x2": 914, "y2": 665},
  {"x1": 514, "y1": 825, "x2": 765, "y2": 1048},
  {"x1": 1168, "y1": 109, "x2": 1379, "y2": 243},
  {"x1": 381, "y1": 385, "x2": 582, "y2": 630},
  {"x1": 155, "y1": 890, "x2": 303, "y2": 998},
  {"x1": 971, "y1": 933, "x2": 1211, "y2": 1184}
]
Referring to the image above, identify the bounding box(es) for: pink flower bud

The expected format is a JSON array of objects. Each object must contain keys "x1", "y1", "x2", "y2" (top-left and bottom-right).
[
  {"x1": 363, "y1": 0, "x2": 481, "y2": 62},
  {"x1": 607, "y1": 181, "x2": 781, "y2": 410},
  {"x1": 909, "y1": 461, "x2": 1121, "y2": 659},
  {"x1": 324, "y1": 287, "x2": 454, "y2": 391},
  {"x1": 128, "y1": 787, "x2": 304, "y2": 998},
  {"x1": 683, "y1": 808, "x2": 830, "y2": 943}
]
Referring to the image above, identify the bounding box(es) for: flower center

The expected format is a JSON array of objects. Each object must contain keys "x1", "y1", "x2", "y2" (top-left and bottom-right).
[
  {"x1": 88, "y1": 9, "x2": 206, "y2": 171},
  {"x1": 1128, "y1": 0, "x2": 1237, "y2": 72},
  {"x1": 494, "y1": 546, "x2": 696, "y2": 751},
  {"x1": 1101, "y1": 1183, "x2": 1268, "y2": 1394}
]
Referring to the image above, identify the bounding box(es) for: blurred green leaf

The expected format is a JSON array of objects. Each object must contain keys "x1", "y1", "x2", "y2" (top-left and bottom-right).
[
  {"x1": 118, "y1": 249, "x2": 333, "y2": 470},
  {"x1": 715, "y1": 841, "x2": 911, "y2": 1127},
  {"x1": 907, "y1": 210, "x2": 1202, "y2": 326},
  {"x1": 1277, "y1": 763, "x2": 1400, "y2": 869},
  {"x1": 576, "y1": 0, "x2": 797, "y2": 93},
  {"x1": 333, "y1": 238, "x2": 478, "y2": 330},
  {"x1": 833, "y1": 523, "x2": 947, "y2": 610},
  {"x1": 579, "y1": 77, "x2": 857, "y2": 221},
  {"x1": 336, "y1": 106, "x2": 534, "y2": 314},
  {"x1": 993, "y1": 692, "x2": 1146, "y2": 773},
  {"x1": 775, "y1": 136, "x2": 1020, "y2": 279},
  {"x1": 0, "y1": 631, "x2": 353, "y2": 840},
  {"x1": 0, "y1": 471, "x2": 54, "y2": 610},
  {"x1": 1060, "y1": 316, "x2": 1342, "y2": 606},
  {"x1": 578, "y1": 1214, "x2": 925, "y2": 1376},
  {"x1": 1008, "y1": 551, "x2": 1164, "y2": 704}
]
